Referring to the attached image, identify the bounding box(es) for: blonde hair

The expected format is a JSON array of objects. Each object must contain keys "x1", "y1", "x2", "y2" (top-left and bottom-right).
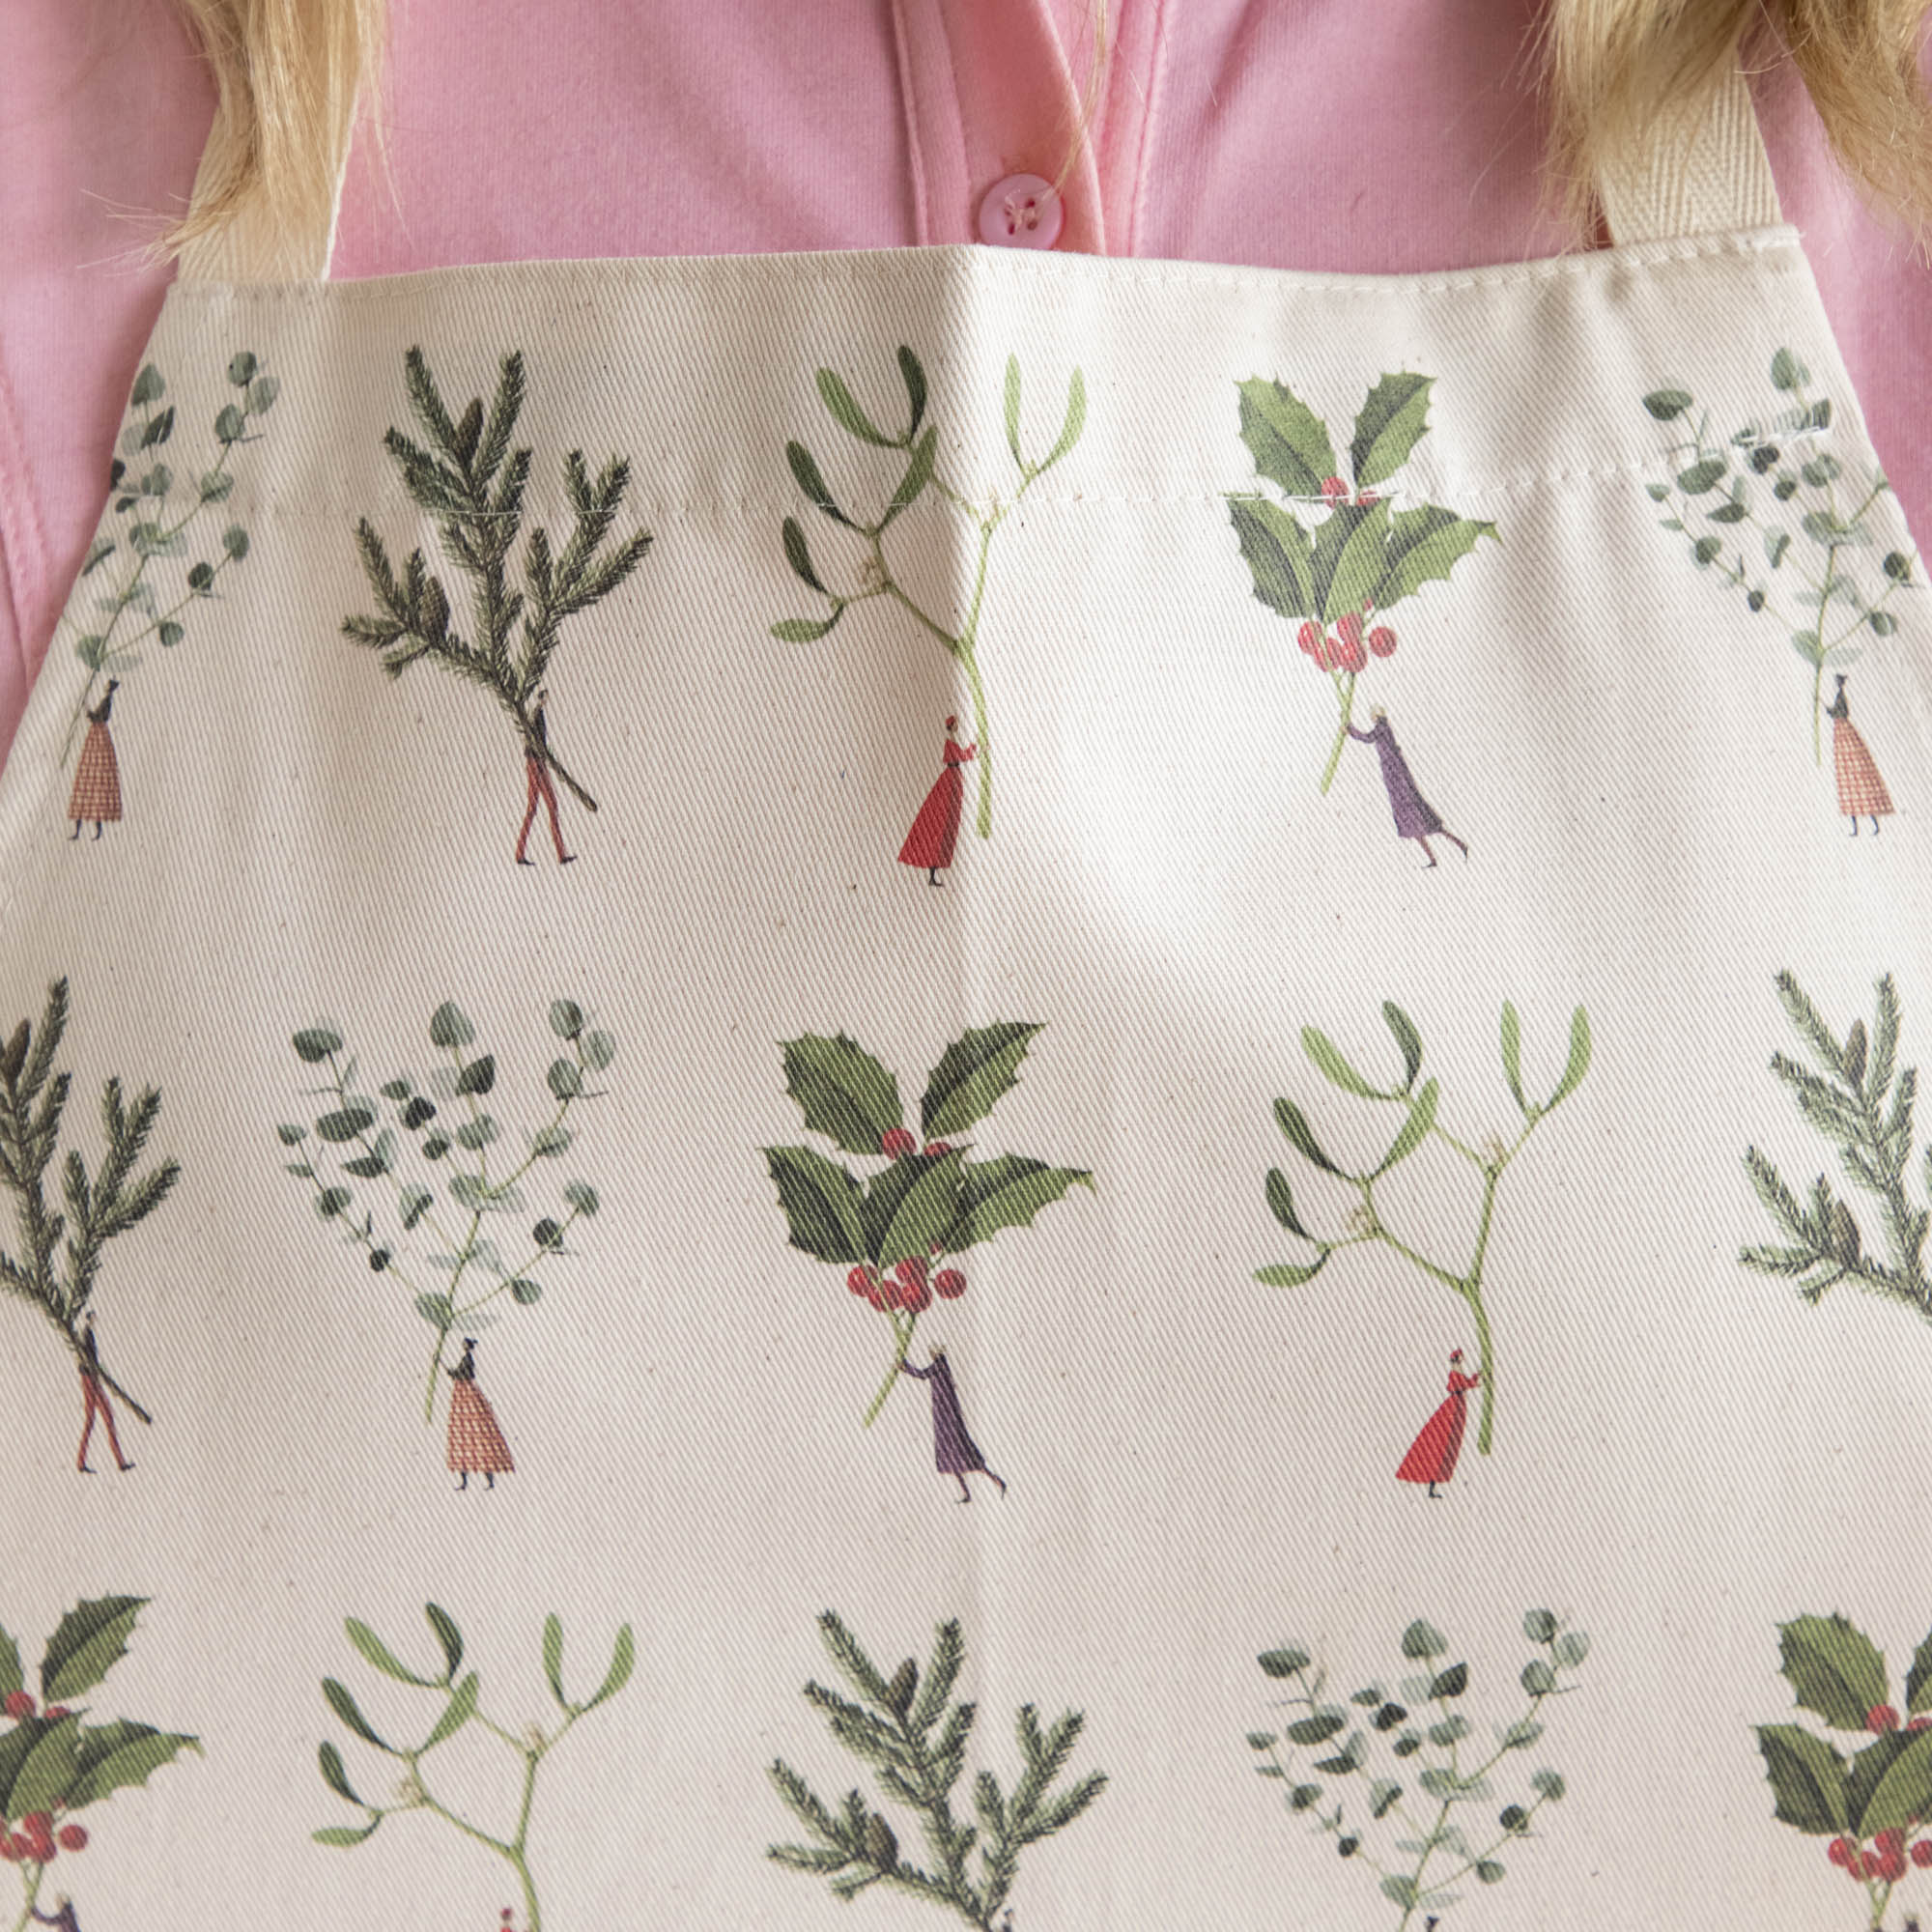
[{"x1": 162, "y1": 0, "x2": 1932, "y2": 261}]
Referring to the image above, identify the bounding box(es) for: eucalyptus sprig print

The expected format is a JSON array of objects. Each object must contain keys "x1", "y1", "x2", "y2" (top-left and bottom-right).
[
  {"x1": 1249, "y1": 1611, "x2": 1586, "y2": 1931},
  {"x1": 770, "y1": 347, "x2": 1086, "y2": 841},
  {"x1": 1226, "y1": 373, "x2": 1497, "y2": 794},
  {"x1": 275, "y1": 997, "x2": 615, "y2": 1422},
  {"x1": 57, "y1": 352, "x2": 276, "y2": 767},
  {"x1": 1258, "y1": 998, "x2": 1592, "y2": 1458},
  {"x1": 768, "y1": 1610, "x2": 1106, "y2": 1929},
  {"x1": 343, "y1": 349, "x2": 654, "y2": 858},
  {"x1": 762, "y1": 1023, "x2": 1093, "y2": 1427},
  {"x1": 0, "y1": 980, "x2": 179, "y2": 1443},
  {"x1": 0, "y1": 1598, "x2": 200, "y2": 1932},
  {"x1": 1755, "y1": 1612, "x2": 1932, "y2": 1927},
  {"x1": 1742, "y1": 971, "x2": 1931, "y2": 1317},
  {"x1": 315, "y1": 1601, "x2": 634, "y2": 1932},
  {"x1": 1641, "y1": 349, "x2": 1917, "y2": 763}
]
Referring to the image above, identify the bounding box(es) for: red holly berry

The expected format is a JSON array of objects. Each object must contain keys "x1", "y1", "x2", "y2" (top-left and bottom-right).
[
  {"x1": 1368, "y1": 626, "x2": 1397, "y2": 658},
  {"x1": 0, "y1": 1839, "x2": 16, "y2": 1865},
  {"x1": 1871, "y1": 1705, "x2": 1902, "y2": 1733},
  {"x1": 43, "y1": 1707, "x2": 70, "y2": 1722},
  {"x1": 923, "y1": 1141, "x2": 952, "y2": 1157},
  {"x1": 875, "y1": 1277, "x2": 904, "y2": 1311},
  {"x1": 934, "y1": 1269, "x2": 967, "y2": 1299},
  {"x1": 895, "y1": 1256, "x2": 927, "y2": 1288},
  {"x1": 901, "y1": 1281, "x2": 931, "y2": 1314},
  {"x1": 3, "y1": 1693, "x2": 33, "y2": 1722},
  {"x1": 1331, "y1": 634, "x2": 1367, "y2": 674},
  {"x1": 21, "y1": 1815, "x2": 50, "y2": 1839},
  {"x1": 1913, "y1": 1840, "x2": 1932, "y2": 1868},
  {"x1": 56, "y1": 1826, "x2": 85, "y2": 1854},
  {"x1": 1355, "y1": 490, "x2": 1379, "y2": 506},
  {"x1": 1828, "y1": 1835, "x2": 1857, "y2": 1867},
  {"x1": 1296, "y1": 621, "x2": 1321, "y2": 657},
  {"x1": 1320, "y1": 476, "x2": 1348, "y2": 502},
  {"x1": 1334, "y1": 612, "x2": 1364, "y2": 649},
  {"x1": 865, "y1": 1285, "x2": 886, "y2": 1312},
  {"x1": 846, "y1": 1265, "x2": 874, "y2": 1297},
  {"x1": 880, "y1": 1127, "x2": 916, "y2": 1159},
  {"x1": 1878, "y1": 1849, "x2": 1909, "y2": 1883},
  {"x1": 1878, "y1": 1829, "x2": 1907, "y2": 1854},
  {"x1": 1910, "y1": 1716, "x2": 1932, "y2": 1733}
]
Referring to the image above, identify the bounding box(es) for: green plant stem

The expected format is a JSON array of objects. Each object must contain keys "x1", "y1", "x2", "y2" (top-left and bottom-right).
[
  {"x1": 10, "y1": 1860, "x2": 41, "y2": 1932},
  {"x1": 1813, "y1": 538, "x2": 1839, "y2": 766},
  {"x1": 862, "y1": 1308, "x2": 919, "y2": 1428},
  {"x1": 1319, "y1": 670, "x2": 1358, "y2": 795}
]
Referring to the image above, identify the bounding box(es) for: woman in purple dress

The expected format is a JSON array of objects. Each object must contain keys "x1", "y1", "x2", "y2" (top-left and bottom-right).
[
  {"x1": 900, "y1": 1345, "x2": 1007, "y2": 1502},
  {"x1": 1347, "y1": 705, "x2": 1468, "y2": 867}
]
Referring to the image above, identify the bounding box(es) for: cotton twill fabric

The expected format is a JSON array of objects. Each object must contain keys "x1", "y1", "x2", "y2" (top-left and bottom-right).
[{"x1": 0, "y1": 235, "x2": 1928, "y2": 1928}]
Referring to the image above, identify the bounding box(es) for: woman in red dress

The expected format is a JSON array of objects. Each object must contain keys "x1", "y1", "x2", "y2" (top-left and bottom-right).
[
  {"x1": 897, "y1": 716, "x2": 977, "y2": 885},
  {"x1": 1397, "y1": 1349, "x2": 1481, "y2": 1497}
]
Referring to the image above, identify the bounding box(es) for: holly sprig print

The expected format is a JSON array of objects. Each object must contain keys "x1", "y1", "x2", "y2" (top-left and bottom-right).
[{"x1": 1249, "y1": 1611, "x2": 1585, "y2": 1930}]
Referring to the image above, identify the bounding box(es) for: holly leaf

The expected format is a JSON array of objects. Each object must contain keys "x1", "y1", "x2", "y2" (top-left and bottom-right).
[
  {"x1": 1778, "y1": 1614, "x2": 1889, "y2": 1730},
  {"x1": 41, "y1": 1597, "x2": 144, "y2": 1702},
  {"x1": 1312, "y1": 498, "x2": 1392, "y2": 625},
  {"x1": 1852, "y1": 1728, "x2": 1932, "y2": 1835},
  {"x1": 861, "y1": 1148, "x2": 965, "y2": 1267},
  {"x1": 921, "y1": 1022, "x2": 1044, "y2": 1139},
  {"x1": 763, "y1": 1146, "x2": 866, "y2": 1264},
  {"x1": 1372, "y1": 503, "x2": 1496, "y2": 610},
  {"x1": 1906, "y1": 1629, "x2": 1932, "y2": 1714},
  {"x1": 6, "y1": 1719, "x2": 81, "y2": 1818},
  {"x1": 0, "y1": 1627, "x2": 20, "y2": 1701},
  {"x1": 1227, "y1": 496, "x2": 1318, "y2": 621},
  {"x1": 1350, "y1": 374, "x2": 1434, "y2": 489},
  {"x1": 67, "y1": 1721, "x2": 200, "y2": 1809},
  {"x1": 781, "y1": 1034, "x2": 904, "y2": 1154},
  {"x1": 945, "y1": 1155, "x2": 1093, "y2": 1252},
  {"x1": 1236, "y1": 377, "x2": 1336, "y2": 497}
]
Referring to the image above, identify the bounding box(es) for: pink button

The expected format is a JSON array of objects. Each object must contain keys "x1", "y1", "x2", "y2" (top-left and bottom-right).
[{"x1": 978, "y1": 174, "x2": 1064, "y2": 250}]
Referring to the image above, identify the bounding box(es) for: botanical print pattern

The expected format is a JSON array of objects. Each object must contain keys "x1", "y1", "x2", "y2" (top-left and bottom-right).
[
  {"x1": 1755, "y1": 1612, "x2": 1932, "y2": 1926},
  {"x1": 56, "y1": 354, "x2": 276, "y2": 832},
  {"x1": 275, "y1": 998, "x2": 615, "y2": 1437},
  {"x1": 1248, "y1": 1611, "x2": 1586, "y2": 1930},
  {"x1": 768, "y1": 1610, "x2": 1106, "y2": 1928},
  {"x1": 0, "y1": 1598, "x2": 201, "y2": 1930},
  {"x1": 314, "y1": 1602, "x2": 634, "y2": 1932},
  {"x1": 1258, "y1": 999, "x2": 1592, "y2": 1463},
  {"x1": 0, "y1": 981, "x2": 180, "y2": 1475},
  {"x1": 1225, "y1": 373, "x2": 1496, "y2": 834},
  {"x1": 1640, "y1": 349, "x2": 1918, "y2": 771},
  {"x1": 769, "y1": 348, "x2": 1086, "y2": 847},
  {"x1": 1743, "y1": 972, "x2": 1930, "y2": 1313},
  {"x1": 761, "y1": 1024, "x2": 1092, "y2": 1432},
  {"x1": 342, "y1": 351, "x2": 655, "y2": 866}
]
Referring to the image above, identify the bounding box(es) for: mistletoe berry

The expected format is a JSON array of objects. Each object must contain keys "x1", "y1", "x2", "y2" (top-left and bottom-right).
[
  {"x1": 56, "y1": 1827, "x2": 86, "y2": 1854},
  {"x1": 1869, "y1": 1705, "x2": 1900, "y2": 1733}
]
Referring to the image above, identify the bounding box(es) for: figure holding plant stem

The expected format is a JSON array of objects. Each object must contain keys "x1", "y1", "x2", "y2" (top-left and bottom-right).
[
  {"x1": 445, "y1": 1337, "x2": 515, "y2": 1491},
  {"x1": 1257, "y1": 998, "x2": 1592, "y2": 1461},
  {"x1": 769, "y1": 346, "x2": 1086, "y2": 846},
  {"x1": 65, "y1": 684, "x2": 122, "y2": 842}
]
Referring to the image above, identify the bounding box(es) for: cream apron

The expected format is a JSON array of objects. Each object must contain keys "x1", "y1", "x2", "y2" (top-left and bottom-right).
[{"x1": 0, "y1": 72, "x2": 1928, "y2": 1932}]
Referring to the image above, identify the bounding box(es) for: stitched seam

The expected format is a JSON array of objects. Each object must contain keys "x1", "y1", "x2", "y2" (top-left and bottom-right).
[
  {"x1": 1122, "y1": 0, "x2": 1171, "y2": 261},
  {"x1": 0, "y1": 337, "x2": 50, "y2": 690},
  {"x1": 887, "y1": 0, "x2": 935, "y2": 247}
]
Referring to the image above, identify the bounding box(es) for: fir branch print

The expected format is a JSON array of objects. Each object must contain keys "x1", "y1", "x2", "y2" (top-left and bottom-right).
[
  {"x1": 1249, "y1": 1611, "x2": 1586, "y2": 1930},
  {"x1": 0, "y1": 980, "x2": 180, "y2": 1465},
  {"x1": 1226, "y1": 372, "x2": 1495, "y2": 848},
  {"x1": 1640, "y1": 349, "x2": 1918, "y2": 767},
  {"x1": 274, "y1": 998, "x2": 616, "y2": 1438},
  {"x1": 1258, "y1": 998, "x2": 1592, "y2": 1463},
  {"x1": 1742, "y1": 971, "x2": 1931, "y2": 1316},
  {"x1": 1754, "y1": 1611, "x2": 1932, "y2": 1927},
  {"x1": 342, "y1": 349, "x2": 654, "y2": 865},
  {"x1": 0, "y1": 1596, "x2": 201, "y2": 1932},
  {"x1": 770, "y1": 347, "x2": 1086, "y2": 845},
  {"x1": 768, "y1": 1610, "x2": 1106, "y2": 1928},
  {"x1": 761, "y1": 1023, "x2": 1093, "y2": 1435},
  {"x1": 314, "y1": 1602, "x2": 634, "y2": 1932}
]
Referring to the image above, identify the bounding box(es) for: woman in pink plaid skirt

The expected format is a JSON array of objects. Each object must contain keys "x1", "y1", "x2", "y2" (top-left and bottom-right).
[
  {"x1": 1830, "y1": 673, "x2": 1895, "y2": 836},
  {"x1": 67, "y1": 679, "x2": 121, "y2": 840},
  {"x1": 444, "y1": 1336, "x2": 514, "y2": 1491}
]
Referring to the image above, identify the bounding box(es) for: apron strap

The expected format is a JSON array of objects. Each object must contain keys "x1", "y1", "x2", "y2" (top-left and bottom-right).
[{"x1": 1597, "y1": 63, "x2": 1785, "y2": 244}]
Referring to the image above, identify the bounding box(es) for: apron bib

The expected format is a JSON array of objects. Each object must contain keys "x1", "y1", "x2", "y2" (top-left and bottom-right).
[{"x1": 0, "y1": 71, "x2": 1927, "y2": 1932}]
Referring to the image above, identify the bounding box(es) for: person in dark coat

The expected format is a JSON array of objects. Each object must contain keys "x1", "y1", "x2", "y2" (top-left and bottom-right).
[
  {"x1": 1348, "y1": 705, "x2": 1468, "y2": 867},
  {"x1": 900, "y1": 1345, "x2": 1006, "y2": 1501}
]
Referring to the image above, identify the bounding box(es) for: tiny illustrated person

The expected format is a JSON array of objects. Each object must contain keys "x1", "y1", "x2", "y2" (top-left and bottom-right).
[
  {"x1": 898, "y1": 715, "x2": 978, "y2": 886},
  {"x1": 1348, "y1": 705, "x2": 1468, "y2": 867},
  {"x1": 900, "y1": 1344, "x2": 1006, "y2": 1502},
  {"x1": 516, "y1": 687, "x2": 577, "y2": 867},
  {"x1": 67, "y1": 679, "x2": 122, "y2": 841},
  {"x1": 74, "y1": 1312, "x2": 135, "y2": 1476},
  {"x1": 1829, "y1": 672, "x2": 1894, "y2": 836},
  {"x1": 1396, "y1": 1348, "x2": 1482, "y2": 1498},
  {"x1": 445, "y1": 1336, "x2": 516, "y2": 1490}
]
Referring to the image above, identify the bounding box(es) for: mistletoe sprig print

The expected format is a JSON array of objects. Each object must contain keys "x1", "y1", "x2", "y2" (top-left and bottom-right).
[
  {"x1": 1249, "y1": 1611, "x2": 1585, "y2": 1931},
  {"x1": 58, "y1": 353, "x2": 275, "y2": 765},
  {"x1": 770, "y1": 347, "x2": 1086, "y2": 841},
  {"x1": 315, "y1": 1601, "x2": 634, "y2": 1932},
  {"x1": 1641, "y1": 349, "x2": 1917, "y2": 762},
  {"x1": 1226, "y1": 373, "x2": 1497, "y2": 792},
  {"x1": 0, "y1": 1598, "x2": 200, "y2": 1931},
  {"x1": 1258, "y1": 998, "x2": 1592, "y2": 1458},
  {"x1": 768, "y1": 1610, "x2": 1106, "y2": 1929},
  {"x1": 763, "y1": 1023, "x2": 1093, "y2": 1427},
  {"x1": 1755, "y1": 1613, "x2": 1932, "y2": 1927},
  {"x1": 1742, "y1": 971, "x2": 1932, "y2": 1318},
  {"x1": 276, "y1": 997, "x2": 615, "y2": 1422}
]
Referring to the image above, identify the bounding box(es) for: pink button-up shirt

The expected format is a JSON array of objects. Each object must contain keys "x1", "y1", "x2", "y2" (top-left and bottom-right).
[{"x1": 3, "y1": 0, "x2": 1928, "y2": 765}]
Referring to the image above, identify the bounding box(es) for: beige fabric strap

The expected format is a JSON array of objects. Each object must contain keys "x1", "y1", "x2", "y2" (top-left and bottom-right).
[
  {"x1": 1598, "y1": 63, "x2": 1785, "y2": 245},
  {"x1": 174, "y1": 99, "x2": 356, "y2": 286}
]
